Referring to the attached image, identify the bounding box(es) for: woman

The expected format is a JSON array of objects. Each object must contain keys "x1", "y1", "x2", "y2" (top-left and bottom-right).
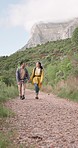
[
  {"x1": 30, "y1": 62, "x2": 44, "y2": 99},
  {"x1": 16, "y1": 61, "x2": 29, "y2": 99}
]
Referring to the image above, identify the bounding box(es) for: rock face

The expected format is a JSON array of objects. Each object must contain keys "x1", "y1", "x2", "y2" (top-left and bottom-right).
[{"x1": 21, "y1": 18, "x2": 78, "y2": 50}]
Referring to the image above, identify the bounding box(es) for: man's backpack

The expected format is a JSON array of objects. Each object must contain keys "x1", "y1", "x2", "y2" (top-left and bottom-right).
[{"x1": 18, "y1": 67, "x2": 28, "y2": 79}]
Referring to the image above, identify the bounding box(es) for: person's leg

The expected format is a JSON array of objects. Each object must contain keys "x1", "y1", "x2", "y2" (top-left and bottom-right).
[
  {"x1": 18, "y1": 83, "x2": 22, "y2": 99},
  {"x1": 22, "y1": 82, "x2": 26, "y2": 99},
  {"x1": 34, "y1": 83, "x2": 39, "y2": 99}
]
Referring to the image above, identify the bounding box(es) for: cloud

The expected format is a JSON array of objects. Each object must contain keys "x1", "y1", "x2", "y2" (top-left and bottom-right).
[{"x1": 1, "y1": 0, "x2": 78, "y2": 32}]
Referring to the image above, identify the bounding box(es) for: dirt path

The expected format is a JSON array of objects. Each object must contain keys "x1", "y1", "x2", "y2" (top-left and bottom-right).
[{"x1": 5, "y1": 89, "x2": 78, "y2": 148}]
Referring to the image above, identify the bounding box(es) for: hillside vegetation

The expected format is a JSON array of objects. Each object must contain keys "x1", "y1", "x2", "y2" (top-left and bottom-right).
[
  {"x1": 0, "y1": 38, "x2": 78, "y2": 101},
  {"x1": 0, "y1": 25, "x2": 78, "y2": 147},
  {"x1": 1, "y1": 36, "x2": 78, "y2": 147}
]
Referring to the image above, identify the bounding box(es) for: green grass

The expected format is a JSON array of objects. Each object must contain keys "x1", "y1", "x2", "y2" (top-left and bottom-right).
[
  {"x1": 0, "y1": 79, "x2": 19, "y2": 147},
  {"x1": 58, "y1": 87, "x2": 78, "y2": 102},
  {"x1": 0, "y1": 81, "x2": 18, "y2": 117},
  {"x1": 0, "y1": 38, "x2": 78, "y2": 147},
  {"x1": 0, "y1": 138, "x2": 9, "y2": 148},
  {"x1": 0, "y1": 104, "x2": 14, "y2": 117},
  {"x1": 0, "y1": 82, "x2": 18, "y2": 103},
  {"x1": 0, "y1": 38, "x2": 78, "y2": 101},
  {"x1": 0, "y1": 131, "x2": 17, "y2": 148}
]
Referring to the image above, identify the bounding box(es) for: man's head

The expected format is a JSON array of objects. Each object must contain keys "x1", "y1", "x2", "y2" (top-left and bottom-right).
[{"x1": 20, "y1": 61, "x2": 25, "y2": 68}]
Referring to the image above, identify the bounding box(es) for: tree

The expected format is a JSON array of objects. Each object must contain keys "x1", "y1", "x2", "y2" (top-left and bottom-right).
[{"x1": 72, "y1": 27, "x2": 78, "y2": 45}]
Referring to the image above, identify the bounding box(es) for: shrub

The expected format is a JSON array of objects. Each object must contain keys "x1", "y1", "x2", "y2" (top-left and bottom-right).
[
  {"x1": 0, "y1": 104, "x2": 13, "y2": 117},
  {"x1": 72, "y1": 27, "x2": 78, "y2": 45},
  {"x1": 0, "y1": 81, "x2": 18, "y2": 102}
]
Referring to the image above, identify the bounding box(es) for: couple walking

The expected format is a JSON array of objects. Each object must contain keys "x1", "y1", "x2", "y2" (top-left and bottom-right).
[{"x1": 16, "y1": 61, "x2": 44, "y2": 100}]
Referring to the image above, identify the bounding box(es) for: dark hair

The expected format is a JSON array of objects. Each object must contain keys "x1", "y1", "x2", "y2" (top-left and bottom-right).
[
  {"x1": 38, "y1": 62, "x2": 43, "y2": 69},
  {"x1": 20, "y1": 60, "x2": 24, "y2": 65}
]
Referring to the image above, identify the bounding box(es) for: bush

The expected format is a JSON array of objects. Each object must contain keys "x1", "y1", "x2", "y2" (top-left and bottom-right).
[
  {"x1": 72, "y1": 27, "x2": 78, "y2": 45},
  {"x1": 58, "y1": 87, "x2": 78, "y2": 101},
  {"x1": 0, "y1": 104, "x2": 13, "y2": 117},
  {"x1": 0, "y1": 81, "x2": 18, "y2": 102}
]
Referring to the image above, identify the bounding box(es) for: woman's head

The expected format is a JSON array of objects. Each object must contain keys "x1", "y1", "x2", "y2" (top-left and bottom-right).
[{"x1": 36, "y1": 62, "x2": 43, "y2": 69}]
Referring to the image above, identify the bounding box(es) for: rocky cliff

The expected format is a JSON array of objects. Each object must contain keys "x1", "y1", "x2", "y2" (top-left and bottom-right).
[{"x1": 21, "y1": 18, "x2": 78, "y2": 50}]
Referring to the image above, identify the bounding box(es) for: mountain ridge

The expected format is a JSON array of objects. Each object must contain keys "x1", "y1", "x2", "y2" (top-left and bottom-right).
[{"x1": 20, "y1": 18, "x2": 78, "y2": 51}]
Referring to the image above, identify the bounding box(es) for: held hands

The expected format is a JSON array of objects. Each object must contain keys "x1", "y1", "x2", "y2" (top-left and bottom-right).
[
  {"x1": 28, "y1": 79, "x2": 31, "y2": 83},
  {"x1": 17, "y1": 81, "x2": 21, "y2": 85}
]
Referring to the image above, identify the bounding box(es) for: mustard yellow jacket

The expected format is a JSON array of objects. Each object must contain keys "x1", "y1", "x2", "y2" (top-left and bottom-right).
[{"x1": 30, "y1": 68, "x2": 44, "y2": 88}]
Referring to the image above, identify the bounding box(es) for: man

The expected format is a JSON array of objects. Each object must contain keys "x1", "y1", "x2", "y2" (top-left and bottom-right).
[{"x1": 16, "y1": 61, "x2": 29, "y2": 99}]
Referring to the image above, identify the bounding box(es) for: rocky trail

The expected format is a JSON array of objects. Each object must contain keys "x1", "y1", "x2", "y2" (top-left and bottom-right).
[{"x1": 5, "y1": 89, "x2": 78, "y2": 148}]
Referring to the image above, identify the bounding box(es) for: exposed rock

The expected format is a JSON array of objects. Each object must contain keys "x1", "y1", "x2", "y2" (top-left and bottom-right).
[{"x1": 21, "y1": 18, "x2": 78, "y2": 50}]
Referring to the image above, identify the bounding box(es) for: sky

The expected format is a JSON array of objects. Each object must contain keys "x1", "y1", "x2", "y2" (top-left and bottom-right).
[{"x1": 0, "y1": 0, "x2": 78, "y2": 56}]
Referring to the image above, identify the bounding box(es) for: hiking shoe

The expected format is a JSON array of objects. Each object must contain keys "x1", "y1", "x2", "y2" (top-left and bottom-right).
[
  {"x1": 22, "y1": 95, "x2": 25, "y2": 100},
  {"x1": 35, "y1": 96, "x2": 39, "y2": 99},
  {"x1": 20, "y1": 96, "x2": 22, "y2": 99}
]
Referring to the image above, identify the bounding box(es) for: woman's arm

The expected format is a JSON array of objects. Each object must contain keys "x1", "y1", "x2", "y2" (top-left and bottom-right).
[{"x1": 40, "y1": 69, "x2": 44, "y2": 83}]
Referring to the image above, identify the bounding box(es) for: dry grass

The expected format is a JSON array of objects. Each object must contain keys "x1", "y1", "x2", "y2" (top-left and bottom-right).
[
  {"x1": 54, "y1": 76, "x2": 78, "y2": 101},
  {"x1": 41, "y1": 85, "x2": 53, "y2": 93},
  {"x1": 55, "y1": 76, "x2": 78, "y2": 92}
]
